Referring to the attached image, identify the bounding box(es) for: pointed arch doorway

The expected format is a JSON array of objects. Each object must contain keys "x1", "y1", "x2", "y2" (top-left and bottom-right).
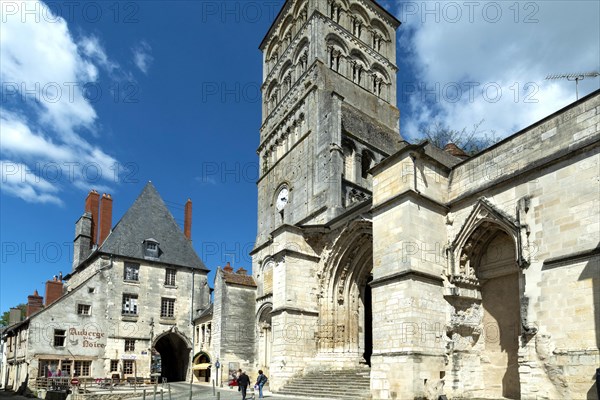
[
  {"x1": 457, "y1": 221, "x2": 522, "y2": 399},
  {"x1": 317, "y1": 219, "x2": 373, "y2": 367},
  {"x1": 257, "y1": 303, "x2": 273, "y2": 376}
]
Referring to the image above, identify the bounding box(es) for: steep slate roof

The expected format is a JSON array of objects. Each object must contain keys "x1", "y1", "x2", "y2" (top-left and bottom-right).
[{"x1": 99, "y1": 182, "x2": 208, "y2": 271}]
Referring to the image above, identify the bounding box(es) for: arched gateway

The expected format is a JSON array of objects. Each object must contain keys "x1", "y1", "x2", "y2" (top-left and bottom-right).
[{"x1": 154, "y1": 330, "x2": 192, "y2": 382}]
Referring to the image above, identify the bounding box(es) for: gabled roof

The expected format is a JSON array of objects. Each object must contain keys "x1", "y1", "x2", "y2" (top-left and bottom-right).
[
  {"x1": 220, "y1": 265, "x2": 257, "y2": 288},
  {"x1": 194, "y1": 303, "x2": 213, "y2": 322},
  {"x1": 99, "y1": 182, "x2": 208, "y2": 271}
]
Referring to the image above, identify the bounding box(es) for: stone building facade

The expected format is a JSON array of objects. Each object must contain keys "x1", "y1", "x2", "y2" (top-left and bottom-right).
[
  {"x1": 192, "y1": 263, "x2": 257, "y2": 385},
  {"x1": 2, "y1": 183, "x2": 210, "y2": 391},
  {"x1": 249, "y1": 0, "x2": 600, "y2": 399}
]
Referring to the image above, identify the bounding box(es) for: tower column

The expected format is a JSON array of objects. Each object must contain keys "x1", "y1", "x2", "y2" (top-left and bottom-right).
[{"x1": 327, "y1": 91, "x2": 345, "y2": 219}]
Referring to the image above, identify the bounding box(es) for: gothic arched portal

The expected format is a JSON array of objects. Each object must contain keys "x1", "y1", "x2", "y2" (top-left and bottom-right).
[
  {"x1": 317, "y1": 219, "x2": 373, "y2": 366},
  {"x1": 456, "y1": 221, "x2": 522, "y2": 399},
  {"x1": 257, "y1": 303, "x2": 273, "y2": 376}
]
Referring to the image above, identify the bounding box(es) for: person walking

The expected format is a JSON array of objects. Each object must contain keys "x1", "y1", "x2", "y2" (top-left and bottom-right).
[
  {"x1": 237, "y1": 370, "x2": 250, "y2": 400},
  {"x1": 255, "y1": 370, "x2": 268, "y2": 398}
]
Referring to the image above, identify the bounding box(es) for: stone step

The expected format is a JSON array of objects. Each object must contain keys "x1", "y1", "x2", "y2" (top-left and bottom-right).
[
  {"x1": 276, "y1": 368, "x2": 371, "y2": 400},
  {"x1": 281, "y1": 385, "x2": 369, "y2": 393},
  {"x1": 277, "y1": 389, "x2": 370, "y2": 400},
  {"x1": 282, "y1": 383, "x2": 370, "y2": 390}
]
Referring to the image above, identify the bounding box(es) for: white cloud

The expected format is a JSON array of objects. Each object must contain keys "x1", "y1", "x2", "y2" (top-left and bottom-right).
[
  {"x1": 0, "y1": 160, "x2": 62, "y2": 205},
  {"x1": 79, "y1": 35, "x2": 119, "y2": 74},
  {"x1": 395, "y1": 1, "x2": 600, "y2": 142},
  {"x1": 132, "y1": 41, "x2": 153, "y2": 74},
  {"x1": 0, "y1": 0, "x2": 119, "y2": 204}
]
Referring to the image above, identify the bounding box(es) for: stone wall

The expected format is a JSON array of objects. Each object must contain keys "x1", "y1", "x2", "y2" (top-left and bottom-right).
[{"x1": 370, "y1": 91, "x2": 600, "y2": 399}]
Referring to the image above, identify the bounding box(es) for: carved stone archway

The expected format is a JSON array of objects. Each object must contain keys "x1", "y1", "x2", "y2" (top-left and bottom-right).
[
  {"x1": 446, "y1": 198, "x2": 528, "y2": 398},
  {"x1": 316, "y1": 218, "x2": 373, "y2": 366},
  {"x1": 256, "y1": 303, "x2": 273, "y2": 375}
]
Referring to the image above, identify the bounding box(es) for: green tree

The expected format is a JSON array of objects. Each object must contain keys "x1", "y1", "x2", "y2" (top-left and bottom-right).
[
  {"x1": 421, "y1": 119, "x2": 499, "y2": 155},
  {"x1": 0, "y1": 304, "x2": 26, "y2": 327}
]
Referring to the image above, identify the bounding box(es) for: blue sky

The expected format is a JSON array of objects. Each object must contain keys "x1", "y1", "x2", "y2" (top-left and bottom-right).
[{"x1": 1, "y1": 0, "x2": 599, "y2": 314}]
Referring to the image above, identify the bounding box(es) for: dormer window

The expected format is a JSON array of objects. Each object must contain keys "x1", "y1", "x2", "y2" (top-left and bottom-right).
[{"x1": 143, "y1": 238, "x2": 159, "y2": 259}]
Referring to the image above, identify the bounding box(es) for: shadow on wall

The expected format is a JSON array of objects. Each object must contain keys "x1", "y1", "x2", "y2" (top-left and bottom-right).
[
  {"x1": 16, "y1": 373, "x2": 28, "y2": 396},
  {"x1": 580, "y1": 244, "x2": 600, "y2": 400},
  {"x1": 588, "y1": 368, "x2": 599, "y2": 400}
]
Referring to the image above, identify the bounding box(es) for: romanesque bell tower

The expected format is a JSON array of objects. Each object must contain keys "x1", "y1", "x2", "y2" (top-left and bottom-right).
[{"x1": 251, "y1": 0, "x2": 401, "y2": 389}]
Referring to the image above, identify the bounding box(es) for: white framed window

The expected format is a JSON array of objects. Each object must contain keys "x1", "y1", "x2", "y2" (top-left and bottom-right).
[
  {"x1": 54, "y1": 329, "x2": 66, "y2": 347},
  {"x1": 110, "y1": 360, "x2": 119, "y2": 372},
  {"x1": 61, "y1": 360, "x2": 72, "y2": 377},
  {"x1": 73, "y1": 361, "x2": 91, "y2": 377},
  {"x1": 77, "y1": 304, "x2": 91, "y2": 315},
  {"x1": 122, "y1": 294, "x2": 138, "y2": 315},
  {"x1": 165, "y1": 269, "x2": 176, "y2": 286},
  {"x1": 124, "y1": 262, "x2": 140, "y2": 281},
  {"x1": 161, "y1": 298, "x2": 175, "y2": 318},
  {"x1": 123, "y1": 360, "x2": 134, "y2": 374},
  {"x1": 124, "y1": 339, "x2": 135, "y2": 352}
]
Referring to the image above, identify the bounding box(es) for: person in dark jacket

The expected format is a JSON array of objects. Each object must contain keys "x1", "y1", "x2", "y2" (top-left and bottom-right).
[
  {"x1": 255, "y1": 370, "x2": 268, "y2": 398},
  {"x1": 237, "y1": 371, "x2": 251, "y2": 400}
]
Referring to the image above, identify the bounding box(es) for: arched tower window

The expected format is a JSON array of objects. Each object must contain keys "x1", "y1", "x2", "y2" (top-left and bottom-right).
[
  {"x1": 326, "y1": 34, "x2": 347, "y2": 74},
  {"x1": 329, "y1": 1, "x2": 341, "y2": 23},
  {"x1": 371, "y1": 64, "x2": 390, "y2": 100},
  {"x1": 370, "y1": 20, "x2": 389, "y2": 55},
  {"x1": 342, "y1": 139, "x2": 356, "y2": 181},
  {"x1": 351, "y1": 61, "x2": 364, "y2": 85},
  {"x1": 329, "y1": 47, "x2": 341, "y2": 72},
  {"x1": 352, "y1": 17, "x2": 363, "y2": 39},
  {"x1": 361, "y1": 150, "x2": 373, "y2": 179}
]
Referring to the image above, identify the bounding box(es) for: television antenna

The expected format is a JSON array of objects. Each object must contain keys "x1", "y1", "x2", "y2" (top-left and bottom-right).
[{"x1": 545, "y1": 71, "x2": 600, "y2": 100}]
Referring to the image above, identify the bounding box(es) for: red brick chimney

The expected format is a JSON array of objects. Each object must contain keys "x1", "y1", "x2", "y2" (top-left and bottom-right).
[
  {"x1": 85, "y1": 190, "x2": 100, "y2": 246},
  {"x1": 45, "y1": 276, "x2": 64, "y2": 306},
  {"x1": 236, "y1": 267, "x2": 247, "y2": 275},
  {"x1": 223, "y1": 262, "x2": 234, "y2": 273},
  {"x1": 184, "y1": 198, "x2": 192, "y2": 240},
  {"x1": 27, "y1": 290, "x2": 43, "y2": 317},
  {"x1": 98, "y1": 193, "x2": 113, "y2": 245}
]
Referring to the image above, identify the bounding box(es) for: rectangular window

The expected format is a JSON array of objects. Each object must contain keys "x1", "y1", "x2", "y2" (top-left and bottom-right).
[
  {"x1": 39, "y1": 360, "x2": 59, "y2": 377},
  {"x1": 110, "y1": 360, "x2": 119, "y2": 372},
  {"x1": 77, "y1": 304, "x2": 91, "y2": 315},
  {"x1": 61, "y1": 360, "x2": 72, "y2": 377},
  {"x1": 165, "y1": 269, "x2": 176, "y2": 286},
  {"x1": 160, "y1": 298, "x2": 175, "y2": 318},
  {"x1": 123, "y1": 360, "x2": 134, "y2": 375},
  {"x1": 73, "y1": 361, "x2": 91, "y2": 377},
  {"x1": 122, "y1": 294, "x2": 138, "y2": 315},
  {"x1": 124, "y1": 262, "x2": 140, "y2": 281},
  {"x1": 124, "y1": 339, "x2": 135, "y2": 352},
  {"x1": 54, "y1": 329, "x2": 66, "y2": 347}
]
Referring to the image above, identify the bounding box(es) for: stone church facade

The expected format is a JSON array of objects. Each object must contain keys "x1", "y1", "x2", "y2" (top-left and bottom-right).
[{"x1": 248, "y1": 0, "x2": 600, "y2": 399}]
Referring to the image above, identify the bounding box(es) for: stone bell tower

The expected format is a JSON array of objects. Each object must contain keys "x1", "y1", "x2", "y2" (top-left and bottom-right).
[{"x1": 251, "y1": 0, "x2": 402, "y2": 390}]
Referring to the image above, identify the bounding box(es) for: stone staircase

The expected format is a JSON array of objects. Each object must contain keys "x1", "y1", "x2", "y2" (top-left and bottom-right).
[{"x1": 275, "y1": 368, "x2": 371, "y2": 399}]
